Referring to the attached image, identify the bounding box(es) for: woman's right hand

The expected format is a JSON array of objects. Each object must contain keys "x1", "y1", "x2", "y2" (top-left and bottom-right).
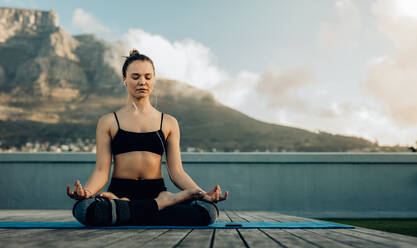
[
  {"x1": 200, "y1": 185, "x2": 228, "y2": 203},
  {"x1": 67, "y1": 180, "x2": 94, "y2": 200}
]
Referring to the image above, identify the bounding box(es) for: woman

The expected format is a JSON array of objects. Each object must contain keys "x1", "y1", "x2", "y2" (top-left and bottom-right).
[{"x1": 67, "y1": 49, "x2": 228, "y2": 226}]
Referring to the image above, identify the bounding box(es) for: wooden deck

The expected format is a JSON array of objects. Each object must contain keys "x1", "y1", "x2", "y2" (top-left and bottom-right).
[{"x1": 0, "y1": 210, "x2": 417, "y2": 247}]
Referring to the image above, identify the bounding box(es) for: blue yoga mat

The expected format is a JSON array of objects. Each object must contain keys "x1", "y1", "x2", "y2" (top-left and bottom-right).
[{"x1": 0, "y1": 221, "x2": 354, "y2": 229}]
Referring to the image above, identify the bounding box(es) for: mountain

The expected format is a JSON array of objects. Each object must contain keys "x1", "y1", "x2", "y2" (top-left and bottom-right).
[{"x1": 0, "y1": 7, "x2": 407, "y2": 152}]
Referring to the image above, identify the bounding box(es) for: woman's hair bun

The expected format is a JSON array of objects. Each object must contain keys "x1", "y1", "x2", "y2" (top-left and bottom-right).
[{"x1": 129, "y1": 48, "x2": 140, "y2": 56}]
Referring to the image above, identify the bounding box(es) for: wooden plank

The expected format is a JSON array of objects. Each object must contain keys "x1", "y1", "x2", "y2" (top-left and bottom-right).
[
  {"x1": 176, "y1": 229, "x2": 213, "y2": 248},
  {"x1": 260, "y1": 229, "x2": 321, "y2": 248},
  {"x1": 3, "y1": 210, "x2": 416, "y2": 248},
  {"x1": 230, "y1": 210, "x2": 357, "y2": 248},
  {"x1": 238, "y1": 211, "x2": 337, "y2": 248},
  {"x1": 244, "y1": 211, "x2": 361, "y2": 248},
  {"x1": 44, "y1": 230, "x2": 145, "y2": 248},
  {"x1": 347, "y1": 226, "x2": 417, "y2": 245},
  {"x1": 283, "y1": 228, "x2": 368, "y2": 248},
  {"x1": 105, "y1": 229, "x2": 171, "y2": 248},
  {"x1": 250, "y1": 211, "x2": 417, "y2": 248},
  {"x1": 235, "y1": 211, "x2": 266, "y2": 222},
  {"x1": 0, "y1": 210, "x2": 74, "y2": 222},
  {"x1": 142, "y1": 229, "x2": 191, "y2": 248},
  {"x1": 211, "y1": 210, "x2": 247, "y2": 248},
  {"x1": 254, "y1": 211, "x2": 321, "y2": 222},
  {"x1": 217, "y1": 210, "x2": 230, "y2": 222},
  {"x1": 225, "y1": 210, "x2": 246, "y2": 222},
  {"x1": 212, "y1": 229, "x2": 247, "y2": 248},
  {"x1": 330, "y1": 228, "x2": 417, "y2": 248},
  {"x1": 0, "y1": 229, "x2": 102, "y2": 248},
  {"x1": 0, "y1": 229, "x2": 55, "y2": 239},
  {"x1": 306, "y1": 228, "x2": 397, "y2": 248},
  {"x1": 229, "y1": 210, "x2": 284, "y2": 248}
]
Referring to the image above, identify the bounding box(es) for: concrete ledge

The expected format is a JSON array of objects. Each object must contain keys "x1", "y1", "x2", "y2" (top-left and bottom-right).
[{"x1": 1, "y1": 152, "x2": 416, "y2": 218}]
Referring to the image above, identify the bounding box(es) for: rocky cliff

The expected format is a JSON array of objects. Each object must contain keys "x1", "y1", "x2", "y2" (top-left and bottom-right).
[
  {"x1": 0, "y1": 7, "x2": 125, "y2": 104},
  {"x1": 0, "y1": 8, "x2": 58, "y2": 42},
  {"x1": 0, "y1": 7, "x2": 217, "y2": 125}
]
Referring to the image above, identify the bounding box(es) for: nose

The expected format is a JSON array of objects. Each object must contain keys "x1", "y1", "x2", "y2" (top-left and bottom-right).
[{"x1": 138, "y1": 77, "x2": 146, "y2": 85}]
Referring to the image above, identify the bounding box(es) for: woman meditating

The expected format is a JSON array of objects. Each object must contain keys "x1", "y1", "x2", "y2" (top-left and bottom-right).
[{"x1": 67, "y1": 49, "x2": 228, "y2": 226}]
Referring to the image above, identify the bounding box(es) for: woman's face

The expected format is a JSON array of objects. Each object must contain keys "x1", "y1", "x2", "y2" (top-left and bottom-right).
[{"x1": 123, "y1": 60, "x2": 155, "y2": 98}]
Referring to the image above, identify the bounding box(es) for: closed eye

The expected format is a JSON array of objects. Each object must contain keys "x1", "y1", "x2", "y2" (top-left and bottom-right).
[{"x1": 131, "y1": 73, "x2": 152, "y2": 80}]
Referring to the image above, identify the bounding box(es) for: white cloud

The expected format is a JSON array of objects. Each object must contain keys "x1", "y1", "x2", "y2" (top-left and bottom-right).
[
  {"x1": 119, "y1": 28, "x2": 227, "y2": 91},
  {"x1": 111, "y1": 24, "x2": 416, "y2": 146},
  {"x1": 70, "y1": 8, "x2": 111, "y2": 37},
  {"x1": 317, "y1": 0, "x2": 361, "y2": 53},
  {"x1": 69, "y1": 5, "x2": 416, "y2": 146},
  {"x1": 255, "y1": 66, "x2": 315, "y2": 111},
  {"x1": 363, "y1": 0, "x2": 417, "y2": 128}
]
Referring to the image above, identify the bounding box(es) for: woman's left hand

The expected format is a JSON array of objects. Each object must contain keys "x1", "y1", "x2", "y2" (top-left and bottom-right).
[
  {"x1": 67, "y1": 180, "x2": 94, "y2": 200},
  {"x1": 200, "y1": 185, "x2": 228, "y2": 203}
]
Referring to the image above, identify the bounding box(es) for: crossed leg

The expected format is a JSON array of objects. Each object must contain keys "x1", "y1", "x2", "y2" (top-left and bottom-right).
[
  {"x1": 72, "y1": 188, "x2": 217, "y2": 226},
  {"x1": 148, "y1": 198, "x2": 219, "y2": 226}
]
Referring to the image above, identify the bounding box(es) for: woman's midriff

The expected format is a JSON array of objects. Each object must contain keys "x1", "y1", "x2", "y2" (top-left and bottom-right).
[{"x1": 112, "y1": 153, "x2": 163, "y2": 180}]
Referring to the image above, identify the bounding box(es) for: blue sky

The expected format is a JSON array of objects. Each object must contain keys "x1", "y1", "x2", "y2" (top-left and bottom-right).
[{"x1": 2, "y1": 0, "x2": 417, "y2": 146}]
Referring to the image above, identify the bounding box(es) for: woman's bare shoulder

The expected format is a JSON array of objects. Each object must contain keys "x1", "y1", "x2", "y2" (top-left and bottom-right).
[
  {"x1": 97, "y1": 112, "x2": 117, "y2": 130},
  {"x1": 163, "y1": 113, "x2": 179, "y2": 127},
  {"x1": 162, "y1": 113, "x2": 180, "y2": 139}
]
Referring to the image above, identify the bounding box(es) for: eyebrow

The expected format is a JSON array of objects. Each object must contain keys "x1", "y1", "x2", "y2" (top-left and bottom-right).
[{"x1": 131, "y1": 73, "x2": 152, "y2": 76}]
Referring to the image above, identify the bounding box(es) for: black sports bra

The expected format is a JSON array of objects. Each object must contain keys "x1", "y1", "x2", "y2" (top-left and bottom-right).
[{"x1": 111, "y1": 112, "x2": 167, "y2": 156}]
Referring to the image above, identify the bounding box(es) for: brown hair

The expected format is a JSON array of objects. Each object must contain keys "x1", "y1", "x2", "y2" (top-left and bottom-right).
[{"x1": 122, "y1": 49, "x2": 155, "y2": 77}]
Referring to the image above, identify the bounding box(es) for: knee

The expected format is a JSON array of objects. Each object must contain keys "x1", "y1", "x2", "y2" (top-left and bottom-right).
[
  {"x1": 193, "y1": 200, "x2": 219, "y2": 225},
  {"x1": 72, "y1": 197, "x2": 97, "y2": 226},
  {"x1": 72, "y1": 196, "x2": 131, "y2": 226}
]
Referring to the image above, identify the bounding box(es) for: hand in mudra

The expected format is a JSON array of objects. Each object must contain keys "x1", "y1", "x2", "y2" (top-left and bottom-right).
[
  {"x1": 67, "y1": 180, "x2": 130, "y2": 201},
  {"x1": 200, "y1": 185, "x2": 228, "y2": 203},
  {"x1": 67, "y1": 180, "x2": 95, "y2": 200}
]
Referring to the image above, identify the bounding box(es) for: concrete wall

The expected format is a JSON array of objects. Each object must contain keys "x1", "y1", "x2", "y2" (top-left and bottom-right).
[{"x1": 1, "y1": 152, "x2": 416, "y2": 218}]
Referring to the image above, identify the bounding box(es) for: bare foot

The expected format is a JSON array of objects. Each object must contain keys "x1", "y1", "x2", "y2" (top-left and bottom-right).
[
  {"x1": 99, "y1": 192, "x2": 130, "y2": 201},
  {"x1": 155, "y1": 189, "x2": 202, "y2": 210}
]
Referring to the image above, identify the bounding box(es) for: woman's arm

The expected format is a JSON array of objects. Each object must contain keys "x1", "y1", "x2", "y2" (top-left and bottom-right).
[
  {"x1": 165, "y1": 115, "x2": 206, "y2": 193},
  {"x1": 67, "y1": 115, "x2": 112, "y2": 199},
  {"x1": 84, "y1": 114, "x2": 113, "y2": 194},
  {"x1": 163, "y1": 114, "x2": 229, "y2": 203}
]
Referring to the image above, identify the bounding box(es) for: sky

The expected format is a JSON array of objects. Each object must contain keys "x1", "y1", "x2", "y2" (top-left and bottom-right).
[{"x1": 1, "y1": 0, "x2": 417, "y2": 146}]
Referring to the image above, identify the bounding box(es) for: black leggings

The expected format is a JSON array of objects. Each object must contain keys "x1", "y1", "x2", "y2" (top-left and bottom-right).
[{"x1": 72, "y1": 177, "x2": 219, "y2": 226}]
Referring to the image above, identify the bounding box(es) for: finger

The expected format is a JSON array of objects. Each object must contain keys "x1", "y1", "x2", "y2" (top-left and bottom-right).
[
  {"x1": 217, "y1": 186, "x2": 221, "y2": 199},
  {"x1": 212, "y1": 185, "x2": 219, "y2": 193},
  {"x1": 220, "y1": 191, "x2": 229, "y2": 201},
  {"x1": 76, "y1": 182, "x2": 83, "y2": 196},
  {"x1": 209, "y1": 186, "x2": 216, "y2": 194},
  {"x1": 217, "y1": 185, "x2": 222, "y2": 195},
  {"x1": 67, "y1": 185, "x2": 74, "y2": 198},
  {"x1": 68, "y1": 185, "x2": 76, "y2": 197},
  {"x1": 74, "y1": 181, "x2": 79, "y2": 194},
  {"x1": 78, "y1": 184, "x2": 85, "y2": 198}
]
